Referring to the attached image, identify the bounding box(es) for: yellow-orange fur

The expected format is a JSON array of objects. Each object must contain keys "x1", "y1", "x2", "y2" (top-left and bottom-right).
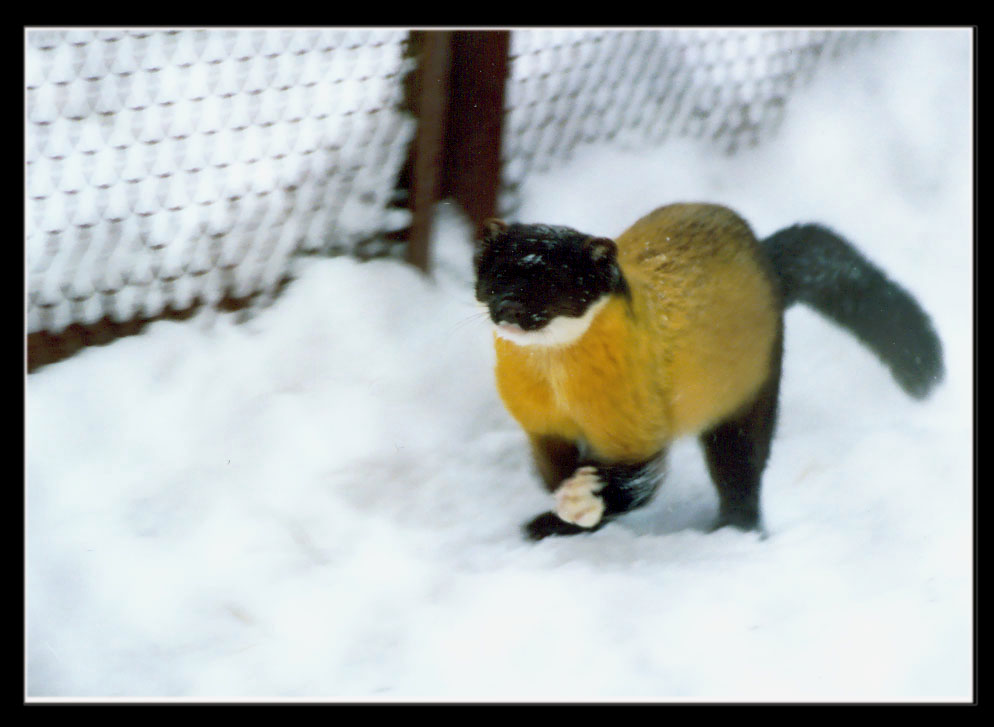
[{"x1": 493, "y1": 203, "x2": 781, "y2": 464}]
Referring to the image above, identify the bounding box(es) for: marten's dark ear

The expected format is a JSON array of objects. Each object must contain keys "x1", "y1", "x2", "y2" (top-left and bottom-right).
[
  {"x1": 481, "y1": 218, "x2": 508, "y2": 243},
  {"x1": 584, "y1": 236, "x2": 618, "y2": 263},
  {"x1": 476, "y1": 219, "x2": 507, "y2": 271}
]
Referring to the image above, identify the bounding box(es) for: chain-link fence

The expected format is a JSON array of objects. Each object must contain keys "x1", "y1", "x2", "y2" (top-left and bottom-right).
[
  {"x1": 500, "y1": 29, "x2": 877, "y2": 209},
  {"x1": 25, "y1": 27, "x2": 879, "y2": 370},
  {"x1": 26, "y1": 29, "x2": 415, "y2": 348}
]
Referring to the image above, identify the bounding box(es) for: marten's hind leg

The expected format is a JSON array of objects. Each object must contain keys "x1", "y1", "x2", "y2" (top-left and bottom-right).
[{"x1": 699, "y1": 341, "x2": 782, "y2": 533}]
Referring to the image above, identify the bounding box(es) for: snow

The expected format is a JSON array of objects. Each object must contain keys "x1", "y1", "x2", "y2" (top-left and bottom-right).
[{"x1": 25, "y1": 29, "x2": 973, "y2": 702}]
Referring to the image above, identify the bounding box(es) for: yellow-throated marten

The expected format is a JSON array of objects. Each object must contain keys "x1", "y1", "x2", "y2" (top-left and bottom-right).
[{"x1": 473, "y1": 203, "x2": 943, "y2": 540}]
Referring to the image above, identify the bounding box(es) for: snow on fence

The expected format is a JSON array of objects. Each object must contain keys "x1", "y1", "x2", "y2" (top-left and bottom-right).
[{"x1": 25, "y1": 27, "x2": 878, "y2": 370}]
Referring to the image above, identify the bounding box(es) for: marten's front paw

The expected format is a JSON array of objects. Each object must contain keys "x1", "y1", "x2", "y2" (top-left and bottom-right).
[
  {"x1": 554, "y1": 466, "x2": 605, "y2": 528},
  {"x1": 522, "y1": 511, "x2": 590, "y2": 541},
  {"x1": 521, "y1": 466, "x2": 608, "y2": 541}
]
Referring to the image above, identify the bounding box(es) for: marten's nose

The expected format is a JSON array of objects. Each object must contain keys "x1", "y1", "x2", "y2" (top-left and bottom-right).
[{"x1": 494, "y1": 298, "x2": 526, "y2": 326}]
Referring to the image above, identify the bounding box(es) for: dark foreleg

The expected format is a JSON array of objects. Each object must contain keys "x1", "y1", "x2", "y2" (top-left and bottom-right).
[{"x1": 528, "y1": 434, "x2": 580, "y2": 493}]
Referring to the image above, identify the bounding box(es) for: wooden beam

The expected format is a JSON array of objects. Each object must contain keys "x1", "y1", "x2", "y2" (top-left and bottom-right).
[
  {"x1": 406, "y1": 31, "x2": 452, "y2": 273},
  {"x1": 445, "y1": 30, "x2": 511, "y2": 238}
]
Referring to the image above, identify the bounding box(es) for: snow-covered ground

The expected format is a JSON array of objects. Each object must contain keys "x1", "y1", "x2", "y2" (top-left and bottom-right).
[{"x1": 25, "y1": 29, "x2": 973, "y2": 702}]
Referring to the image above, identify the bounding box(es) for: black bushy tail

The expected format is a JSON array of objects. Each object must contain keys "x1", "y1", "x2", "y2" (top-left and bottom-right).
[{"x1": 762, "y1": 224, "x2": 944, "y2": 399}]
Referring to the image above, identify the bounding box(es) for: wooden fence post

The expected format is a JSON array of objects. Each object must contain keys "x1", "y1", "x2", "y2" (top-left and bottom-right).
[
  {"x1": 444, "y1": 31, "x2": 511, "y2": 239},
  {"x1": 406, "y1": 31, "x2": 452, "y2": 272},
  {"x1": 404, "y1": 30, "x2": 510, "y2": 273}
]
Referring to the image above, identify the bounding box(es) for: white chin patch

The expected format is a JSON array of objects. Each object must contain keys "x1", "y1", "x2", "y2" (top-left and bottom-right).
[{"x1": 494, "y1": 296, "x2": 609, "y2": 348}]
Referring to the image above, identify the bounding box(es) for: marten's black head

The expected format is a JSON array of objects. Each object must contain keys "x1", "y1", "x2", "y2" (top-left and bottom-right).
[{"x1": 474, "y1": 218, "x2": 628, "y2": 347}]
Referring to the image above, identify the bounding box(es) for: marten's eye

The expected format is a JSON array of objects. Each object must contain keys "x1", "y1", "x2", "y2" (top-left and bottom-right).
[{"x1": 519, "y1": 253, "x2": 544, "y2": 268}]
